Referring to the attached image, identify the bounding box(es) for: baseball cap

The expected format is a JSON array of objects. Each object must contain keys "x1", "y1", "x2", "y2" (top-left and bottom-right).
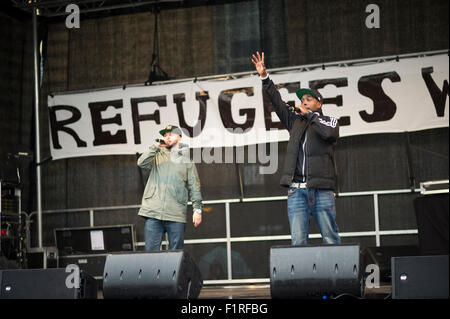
[
  {"x1": 159, "y1": 125, "x2": 183, "y2": 136},
  {"x1": 296, "y1": 88, "x2": 323, "y2": 103}
]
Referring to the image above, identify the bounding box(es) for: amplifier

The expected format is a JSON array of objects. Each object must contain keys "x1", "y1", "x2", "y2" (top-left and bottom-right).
[{"x1": 54, "y1": 224, "x2": 135, "y2": 257}]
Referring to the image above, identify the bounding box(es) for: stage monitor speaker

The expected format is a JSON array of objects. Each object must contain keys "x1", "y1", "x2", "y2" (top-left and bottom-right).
[
  {"x1": 270, "y1": 244, "x2": 362, "y2": 299},
  {"x1": 392, "y1": 255, "x2": 449, "y2": 299},
  {"x1": 102, "y1": 250, "x2": 203, "y2": 299},
  {"x1": 0, "y1": 268, "x2": 98, "y2": 299}
]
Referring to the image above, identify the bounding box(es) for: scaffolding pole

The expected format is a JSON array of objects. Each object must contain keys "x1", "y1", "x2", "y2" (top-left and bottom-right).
[{"x1": 32, "y1": 6, "x2": 43, "y2": 249}]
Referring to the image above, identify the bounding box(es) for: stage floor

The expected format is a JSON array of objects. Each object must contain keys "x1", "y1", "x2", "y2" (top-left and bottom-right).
[
  {"x1": 199, "y1": 284, "x2": 392, "y2": 299},
  {"x1": 97, "y1": 283, "x2": 392, "y2": 299},
  {"x1": 199, "y1": 284, "x2": 271, "y2": 299}
]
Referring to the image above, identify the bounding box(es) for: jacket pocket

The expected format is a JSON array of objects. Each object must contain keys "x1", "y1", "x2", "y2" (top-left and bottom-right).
[
  {"x1": 170, "y1": 184, "x2": 188, "y2": 206},
  {"x1": 308, "y1": 155, "x2": 334, "y2": 179}
]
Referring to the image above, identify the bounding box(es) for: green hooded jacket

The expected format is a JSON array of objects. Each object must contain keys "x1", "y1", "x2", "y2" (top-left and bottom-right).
[{"x1": 137, "y1": 143, "x2": 202, "y2": 223}]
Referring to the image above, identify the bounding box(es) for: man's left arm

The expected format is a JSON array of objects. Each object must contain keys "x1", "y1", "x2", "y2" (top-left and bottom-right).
[
  {"x1": 187, "y1": 163, "x2": 203, "y2": 227},
  {"x1": 305, "y1": 111, "x2": 339, "y2": 143}
]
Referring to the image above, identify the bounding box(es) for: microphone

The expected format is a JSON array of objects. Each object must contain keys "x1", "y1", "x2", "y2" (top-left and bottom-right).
[{"x1": 156, "y1": 138, "x2": 166, "y2": 144}]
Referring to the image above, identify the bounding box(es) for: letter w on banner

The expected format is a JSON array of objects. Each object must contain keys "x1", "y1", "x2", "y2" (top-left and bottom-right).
[{"x1": 48, "y1": 54, "x2": 449, "y2": 161}]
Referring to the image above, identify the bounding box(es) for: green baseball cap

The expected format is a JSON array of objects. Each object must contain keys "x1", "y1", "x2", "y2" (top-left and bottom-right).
[
  {"x1": 296, "y1": 88, "x2": 323, "y2": 103},
  {"x1": 159, "y1": 125, "x2": 183, "y2": 136}
]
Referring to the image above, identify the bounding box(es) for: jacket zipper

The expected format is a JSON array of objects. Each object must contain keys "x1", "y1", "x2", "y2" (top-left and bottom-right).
[{"x1": 302, "y1": 132, "x2": 307, "y2": 183}]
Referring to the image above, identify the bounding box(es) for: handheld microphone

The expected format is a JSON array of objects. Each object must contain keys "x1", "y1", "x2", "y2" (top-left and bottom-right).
[{"x1": 156, "y1": 138, "x2": 166, "y2": 144}]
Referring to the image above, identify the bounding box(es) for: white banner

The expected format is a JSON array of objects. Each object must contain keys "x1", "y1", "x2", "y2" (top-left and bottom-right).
[{"x1": 48, "y1": 54, "x2": 449, "y2": 160}]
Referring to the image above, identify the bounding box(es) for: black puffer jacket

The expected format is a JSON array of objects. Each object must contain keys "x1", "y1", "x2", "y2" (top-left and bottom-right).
[{"x1": 263, "y1": 77, "x2": 339, "y2": 191}]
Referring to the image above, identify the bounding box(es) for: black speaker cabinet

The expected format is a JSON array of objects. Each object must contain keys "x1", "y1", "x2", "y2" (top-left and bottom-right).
[
  {"x1": 0, "y1": 268, "x2": 98, "y2": 299},
  {"x1": 26, "y1": 247, "x2": 58, "y2": 269},
  {"x1": 392, "y1": 255, "x2": 449, "y2": 299},
  {"x1": 102, "y1": 250, "x2": 203, "y2": 299},
  {"x1": 270, "y1": 244, "x2": 362, "y2": 299}
]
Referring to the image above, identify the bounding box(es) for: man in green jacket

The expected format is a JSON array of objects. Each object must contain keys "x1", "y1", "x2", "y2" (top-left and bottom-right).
[{"x1": 137, "y1": 125, "x2": 203, "y2": 251}]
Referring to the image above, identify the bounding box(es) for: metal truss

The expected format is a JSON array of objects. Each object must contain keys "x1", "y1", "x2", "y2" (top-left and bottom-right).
[
  {"x1": 11, "y1": 0, "x2": 179, "y2": 17},
  {"x1": 9, "y1": 0, "x2": 243, "y2": 17}
]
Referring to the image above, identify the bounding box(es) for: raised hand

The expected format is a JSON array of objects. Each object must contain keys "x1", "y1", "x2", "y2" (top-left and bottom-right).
[{"x1": 251, "y1": 51, "x2": 267, "y2": 78}]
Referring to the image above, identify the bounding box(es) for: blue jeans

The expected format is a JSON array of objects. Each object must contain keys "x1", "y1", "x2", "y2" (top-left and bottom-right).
[
  {"x1": 144, "y1": 218, "x2": 186, "y2": 251},
  {"x1": 287, "y1": 187, "x2": 341, "y2": 245}
]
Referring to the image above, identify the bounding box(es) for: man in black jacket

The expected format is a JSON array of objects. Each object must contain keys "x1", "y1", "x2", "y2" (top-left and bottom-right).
[{"x1": 252, "y1": 51, "x2": 341, "y2": 245}]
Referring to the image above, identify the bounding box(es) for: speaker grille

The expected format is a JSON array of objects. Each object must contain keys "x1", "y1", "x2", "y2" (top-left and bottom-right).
[
  {"x1": 102, "y1": 251, "x2": 202, "y2": 299},
  {"x1": 270, "y1": 244, "x2": 362, "y2": 298}
]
